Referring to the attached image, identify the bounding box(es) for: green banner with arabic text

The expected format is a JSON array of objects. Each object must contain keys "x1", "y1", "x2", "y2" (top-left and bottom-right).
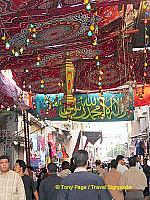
[{"x1": 34, "y1": 92, "x2": 134, "y2": 122}]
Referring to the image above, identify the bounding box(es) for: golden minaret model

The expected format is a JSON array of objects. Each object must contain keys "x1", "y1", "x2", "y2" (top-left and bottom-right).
[{"x1": 63, "y1": 52, "x2": 76, "y2": 106}]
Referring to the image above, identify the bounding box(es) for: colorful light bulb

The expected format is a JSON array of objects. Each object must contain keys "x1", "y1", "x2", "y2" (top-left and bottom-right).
[
  {"x1": 88, "y1": 31, "x2": 93, "y2": 37},
  {"x1": 36, "y1": 61, "x2": 40, "y2": 66},
  {"x1": 90, "y1": 25, "x2": 95, "y2": 31},
  {"x1": 40, "y1": 79, "x2": 44, "y2": 84},
  {"x1": 1, "y1": 34, "x2": 6, "y2": 41},
  {"x1": 5, "y1": 42, "x2": 10, "y2": 50},
  {"x1": 96, "y1": 61, "x2": 100, "y2": 66},
  {"x1": 20, "y1": 47, "x2": 24, "y2": 54},
  {"x1": 30, "y1": 24, "x2": 34, "y2": 28},
  {"x1": 84, "y1": 0, "x2": 89, "y2": 5},
  {"x1": 86, "y1": 3, "x2": 91, "y2": 11},
  {"x1": 15, "y1": 52, "x2": 19, "y2": 57},
  {"x1": 40, "y1": 84, "x2": 44, "y2": 89},
  {"x1": 32, "y1": 33, "x2": 36, "y2": 38},
  {"x1": 93, "y1": 40, "x2": 97, "y2": 46}
]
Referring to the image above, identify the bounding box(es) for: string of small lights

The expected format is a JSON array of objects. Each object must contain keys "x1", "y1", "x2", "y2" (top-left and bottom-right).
[
  {"x1": 83, "y1": 0, "x2": 103, "y2": 97},
  {"x1": 136, "y1": 0, "x2": 149, "y2": 99}
]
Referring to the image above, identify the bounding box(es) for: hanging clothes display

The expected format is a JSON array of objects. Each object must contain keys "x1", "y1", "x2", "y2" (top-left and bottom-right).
[{"x1": 135, "y1": 139, "x2": 144, "y2": 156}]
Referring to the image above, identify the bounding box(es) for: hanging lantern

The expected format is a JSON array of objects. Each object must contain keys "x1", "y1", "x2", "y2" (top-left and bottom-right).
[
  {"x1": 98, "y1": 82, "x2": 102, "y2": 86},
  {"x1": 99, "y1": 77, "x2": 102, "y2": 81},
  {"x1": 32, "y1": 28, "x2": 37, "y2": 33},
  {"x1": 37, "y1": 55, "x2": 41, "y2": 61},
  {"x1": 143, "y1": 3, "x2": 147, "y2": 9},
  {"x1": 100, "y1": 70, "x2": 103, "y2": 75},
  {"x1": 32, "y1": 33, "x2": 36, "y2": 38},
  {"x1": 88, "y1": 31, "x2": 93, "y2": 37},
  {"x1": 90, "y1": 25, "x2": 95, "y2": 31},
  {"x1": 40, "y1": 78, "x2": 45, "y2": 89},
  {"x1": 145, "y1": 35, "x2": 149, "y2": 39},
  {"x1": 30, "y1": 24, "x2": 34, "y2": 28},
  {"x1": 144, "y1": 48, "x2": 147, "y2": 54},
  {"x1": 95, "y1": 55, "x2": 99, "y2": 60},
  {"x1": 144, "y1": 62, "x2": 148, "y2": 67},
  {"x1": 15, "y1": 52, "x2": 19, "y2": 57},
  {"x1": 36, "y1": 62, "x2": 40, "y2": 66},
  {"x1": 5, "y1": 42, "x2": 10, "y2": 50},
  {"x1": 86, "y1": 3, "x2": 91, "y2": 11},
  {"x1": 1, "y1": 33, "x2": 6, "y2": 41},
  {"x1": 84, "y1": 0, "x2": 89, "y2": 5},
  {"x1": 144, "y1": 19, "x2": 148, "y2": 24},
  {"x1": 20, "y1": 47, "x2": 24, "y2": 54},
  {"x1": 92, "y1": 39, "x2": 97, "y2": 46},
  {"x1": 96, "y1": 61, "x2": 100, "y2": 66},
  {"x1": 40, "y1": 84, "x2": 44, "y2": 89},
  {"x1": 41, "y1": 79, "x2": 44, "y2": 84},
  {"x1": 26, "y1": 38, "x2": 30, "y2": 46}
]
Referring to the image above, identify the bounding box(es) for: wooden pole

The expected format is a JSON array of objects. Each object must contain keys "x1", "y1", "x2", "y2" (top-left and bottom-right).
[
  {"x1": 23, "y1": 111, "x2": 28, "y2": 165},
  {"x1": 26, "y1": 111, "x2": 30, "y2": 166}
]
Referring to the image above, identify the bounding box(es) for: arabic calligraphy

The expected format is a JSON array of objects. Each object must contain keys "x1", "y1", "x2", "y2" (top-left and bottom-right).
[{"x1": 36, "y1": 93, "x2": 134, "y2": 122}]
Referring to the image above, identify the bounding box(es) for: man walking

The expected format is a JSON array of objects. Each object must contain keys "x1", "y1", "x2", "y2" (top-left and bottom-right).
[
  {"x1": 57, "y1": 150, "x2": 113, "y2": 200},
  {"x1": 0, "y1": 155, "x2": 26, "y2": 200},
  {"x1": 39, "y1": 163, "x2": 62, "y2": 200},
  {"x1": 14, "y1": 159, "x2": 38, "y2": 200},
  {"x1": 142, "y1": 158, "x2": 150, "y2": 198},
  {"x1": 95, "y1": 159, "x2": 107, "y2": 179},
  {"x1": 116, "y1": 155, "x2": 128, "y2": 174},
  {"x1": 105, "y1": 159, "x2": 124, "y2": 200},
  {"x1": 119, "y1": 156, "x2": 147, "y2": 200},
  {"x1": 59, "y1": 161, "x2": 71, "y2": 178}
]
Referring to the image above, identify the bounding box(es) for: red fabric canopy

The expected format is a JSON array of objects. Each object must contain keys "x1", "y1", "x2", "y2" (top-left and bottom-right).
[{"x1": 0, "y1": 0, "x2": 149, "y2": 96}]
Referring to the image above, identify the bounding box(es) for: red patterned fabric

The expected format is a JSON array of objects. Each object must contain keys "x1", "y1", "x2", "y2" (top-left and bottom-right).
[{"x1": 134, "y1": 86, "x2": 150, "y2": 107}]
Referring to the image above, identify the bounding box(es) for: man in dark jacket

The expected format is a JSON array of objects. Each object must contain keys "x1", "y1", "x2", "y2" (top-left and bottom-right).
[
  {"x1": 39, "y1": 163, "x2": 62, "y2": 200},
  {"x1": 14, "y1": 159, "x2": 38, "y2": 200},
  {"x1": 142, "y1": 159, "x2": 150, "y2": 197},
  {"x1": 57, "y1": 150, "x2": 113, "y2": 200}
]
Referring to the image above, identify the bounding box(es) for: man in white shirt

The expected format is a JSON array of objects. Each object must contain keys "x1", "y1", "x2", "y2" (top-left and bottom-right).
[
  {"x1": 0, "y1": 155, "x2": 26, "y2": 200},
  {"x1": 116, "y1": 155, "x2": 128, "y2": 174}
]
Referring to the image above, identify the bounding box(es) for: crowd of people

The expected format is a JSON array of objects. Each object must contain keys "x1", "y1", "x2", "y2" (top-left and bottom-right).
[{"x1": 0, "y1": 151, "x2": 149, "y2": 200}]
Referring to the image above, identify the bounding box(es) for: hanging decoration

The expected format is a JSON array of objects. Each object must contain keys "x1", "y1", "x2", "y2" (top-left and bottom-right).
[
  {"x1": 26, "y1": 23, "x2": 38, "y2": 47},
  {"x1": 84, "y1": 1, "x2": 103, "y2": 97},
  {"x1": 83, "y1": 0, "x2": 91, "y2": 11},
  {"x1": 62, "y1": 52, "x2": 76, "y2": 106},
  {"x1": 29, "y1": 24, "x2": 37, "y2": 39},
  {"x1": 40, "y1": 79, "x2": 45, "y2": 89},
  {"x1": 136, "y1": 0, "x2": 149, "y2": 99},
  {"x1": 0, "y1": 27, "x2": 24, "y2": 57},
  {"x1": 1, "y1": 16, "x2": 38, "y2": 57},
  {"x1": 33, "y1": 91, "x2": 134, "y2": 122},
  {"x1": 36, "y1": 55, "x2": 41, "y2": 67}
]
